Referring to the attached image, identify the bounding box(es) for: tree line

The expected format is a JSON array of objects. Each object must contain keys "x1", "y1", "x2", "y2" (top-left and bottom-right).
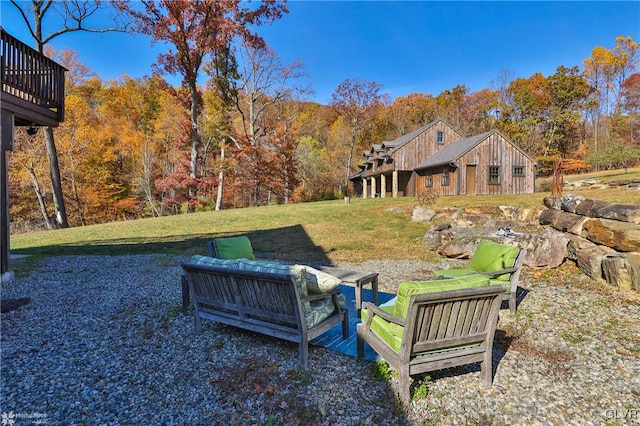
[{"x1": 6, "y1": 1, "x2": 640, "y2": 232}]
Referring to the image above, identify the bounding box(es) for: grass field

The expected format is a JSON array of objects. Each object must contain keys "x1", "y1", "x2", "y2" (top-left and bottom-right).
[{"x1": 10, "y1": 167, "x2": 639, "y2": 264}]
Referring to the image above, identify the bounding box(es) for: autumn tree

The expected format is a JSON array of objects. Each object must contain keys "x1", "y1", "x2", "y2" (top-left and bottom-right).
[
  {"x1": 500, "y1": 73, "x2": 550, "y2": 154},
  {"x1": 621, "y1": 73, "x2": 640, "y2": 146},
  {"x1": 222, "y1": 44, "x2": 309, "y2": 206},
  {"x1": 330, "y1": 78, "x2": 384, "y2": 195},
  {"x1": 114, "y1": 0, "x2": 288, "y2": 211},
  {"x1": 294, "y1": 103, "x2": 340, "y2": 201},
  {"x1": 583, "y1": 36, "x2": 639, "y2": 153},
  {"x1": 435, "y1": 84, "x2": 469, "y2": 131},
  {"x1": 543, "y1": 66, "x2": 592, "y2": 157}
]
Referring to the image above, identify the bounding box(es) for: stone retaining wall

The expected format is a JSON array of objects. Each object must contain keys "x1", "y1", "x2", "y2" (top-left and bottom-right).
[
  {"x1": 563, "y1": 178, "x2": 640, "y2": 192},
  {"x1": 540, "y1": 194, "x2": 640, "y2": 292}
]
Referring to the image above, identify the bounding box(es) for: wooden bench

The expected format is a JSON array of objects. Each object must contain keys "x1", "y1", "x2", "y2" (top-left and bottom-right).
[
  {"x1": 181, "y1": 262, "x2": 349, "y2": 367},
  {"x1": 357, "y1": 284, "x2": 504, "y2": 403}
]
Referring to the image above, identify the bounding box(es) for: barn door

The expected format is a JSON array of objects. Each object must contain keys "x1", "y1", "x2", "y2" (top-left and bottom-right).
[{"x1": 466, "y1": 165, "x2": 477, "y2": 195}]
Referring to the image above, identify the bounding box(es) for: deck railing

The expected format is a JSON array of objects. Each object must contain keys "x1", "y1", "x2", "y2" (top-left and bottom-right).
[{"x1": 1, "y1": 28, "x2": 66, "y2": 124}]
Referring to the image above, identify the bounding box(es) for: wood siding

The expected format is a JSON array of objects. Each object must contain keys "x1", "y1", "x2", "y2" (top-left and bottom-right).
[
  {"x1": 413, "y1": 132, "x2": 535, "y2": 196},
  {"x1": 456, "y1": 133, "x2": 535, "y2": 195},
  {"x1": 361, "y1": 121, "x2": 463, "y2": 178},
  {"x1": 390, "y1": 123, "x2": 462, "y2": 172},
  {"x1": 415, "y1": 166, "x2": 458, "y2": 196}
]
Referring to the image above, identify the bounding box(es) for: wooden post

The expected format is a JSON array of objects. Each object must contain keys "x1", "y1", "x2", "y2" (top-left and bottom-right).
[
  {"x1": 1, "y1": 111, "x2": 14, "y2": 278},
  {"x1": 362, "y1": 176, "x2": 368, "y2": 198},
  {"x1": 392, "y1": 170, "x2": 398, "y2": 198}
]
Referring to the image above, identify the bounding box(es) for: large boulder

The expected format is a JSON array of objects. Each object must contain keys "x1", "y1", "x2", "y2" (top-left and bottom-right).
[
  {"x1": 499, "y1": 205, "x2": 534, "y2": 222},
  {"x1": 602, "y1": 252, "x2": 640, "y2": 291},
  {"x1": 539, "y1": 208, "x2": 589, "y2": 235},
  {"x1": 582, "y1": 218, "x2": 640, "y2": 252},
  {"x1": 595, "y1": 204, "x2": 640, "y2": 224},
  {"x1": 412, "y1": 206, "x2": 436, "y2": 223},
  {"x1": 526, "y1": 228, "x2": 570, "y2": 268},
  {"x1": 566, "y1": 237, "x2": 615, "y2": 281},
  {"x1": 422, "y1": 223, "x2": 454, "y2": 250},
  {"x1": 574, "y1": 199, "x2": 610, "y2": 217}
]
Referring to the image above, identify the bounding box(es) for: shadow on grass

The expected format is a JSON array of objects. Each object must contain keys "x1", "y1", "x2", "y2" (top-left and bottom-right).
[{"x1": 12, "y1": 224, "x2": 332, "y2": 264}]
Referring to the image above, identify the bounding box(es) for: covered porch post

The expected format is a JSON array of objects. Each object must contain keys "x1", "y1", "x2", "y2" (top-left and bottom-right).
[
  {"x1": 362, "y1": 176, "x2": 368, "y2": 198},
  {"x1": 380, "y1": 174, "x2": 386, "y2": 198},
  {"x1": 370, "y1": 176, "x2": 376, "y2": 198},
  {"x1": 392, "y1": 170, "x2": 398, "y2": 198}
]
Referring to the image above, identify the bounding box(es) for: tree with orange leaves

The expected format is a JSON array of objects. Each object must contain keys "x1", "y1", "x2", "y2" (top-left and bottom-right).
[{"x1": 114, "y1": 0, "x2": 288, "y2": 211}]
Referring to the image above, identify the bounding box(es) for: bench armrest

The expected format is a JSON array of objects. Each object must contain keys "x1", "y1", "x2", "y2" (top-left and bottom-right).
[
  {"x1": 301, "y1": 288, "x2": 342, "y2": 302},
  {"x1": 469, "y1": 266, "x2": 517, "y2": 276},
  {"x1": 439, "y1": 267, "x2": 517, "y2": 279},
  {"x1": 361, "y1": 301, "x2": 405, "y2": 327}
]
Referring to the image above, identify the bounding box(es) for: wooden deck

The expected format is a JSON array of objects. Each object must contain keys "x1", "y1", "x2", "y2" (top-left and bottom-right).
[{"x1": 1, "y1": 28, "x2": 66, "y2": 127}]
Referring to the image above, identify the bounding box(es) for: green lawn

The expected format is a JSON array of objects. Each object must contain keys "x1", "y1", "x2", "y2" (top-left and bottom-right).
[{"x1": 10, "y1": 185, "x2": 639, "y2": 263}]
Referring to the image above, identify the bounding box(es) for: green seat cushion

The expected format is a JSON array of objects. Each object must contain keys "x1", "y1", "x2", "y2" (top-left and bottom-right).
[
  {"x1": 467, "y1": 240, "x2": 519, "y2": 281},
  {"x1": 212, "y1": 236, "x2": 256, "y2": 260},
  {"x1": 432, "y1": 269, "x2": 473, "y2": 279},
  {"x1": 432, "y1": 269, "x2": 510, "y2": 291},
  {"x1": 393, "y1": 275, "x2": 490, "y2": 318},
  {"x1": 361, "y1": 304, "x2": 402, "y2": 353}
]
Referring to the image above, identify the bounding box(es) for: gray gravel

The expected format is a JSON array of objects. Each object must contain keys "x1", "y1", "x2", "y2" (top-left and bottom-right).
[{"x1": 1, "y1": 254, "x2": 639, "y2": 425}]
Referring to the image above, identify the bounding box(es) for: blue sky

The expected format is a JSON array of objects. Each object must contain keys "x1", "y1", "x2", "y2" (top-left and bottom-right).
[{"x1": 1, "y1": 1, "x2": 638, "y2": 104}]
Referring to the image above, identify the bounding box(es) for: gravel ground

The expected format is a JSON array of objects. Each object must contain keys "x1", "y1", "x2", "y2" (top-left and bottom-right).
[{"x1": 1, "y1": 254, "x2": 639, "y2": 426}]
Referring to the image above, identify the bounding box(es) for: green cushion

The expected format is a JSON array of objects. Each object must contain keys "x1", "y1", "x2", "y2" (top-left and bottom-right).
[
  {"x1": 213, "y1": 236, "x2": 256, "y2": 260},
  {"x1": 361, "y1": 304, "x2": 402, "y2": 353},
  {"x1": 467, "y1": 240, "x2": 519, "y2": 281},
  {"x1": 431, "y1": 269, "x2": 510, "y2": 291},
  {"x1": 393, "y1": 275, "x2": 490, "y2": 318}
]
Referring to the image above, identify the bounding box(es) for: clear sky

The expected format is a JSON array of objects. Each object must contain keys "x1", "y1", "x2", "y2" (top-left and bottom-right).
[{"x1": 1, "y1": 1, "x2": 638, "y2": 105}]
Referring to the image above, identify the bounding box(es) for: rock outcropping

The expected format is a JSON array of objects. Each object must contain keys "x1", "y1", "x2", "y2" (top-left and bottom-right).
[{"x1": 540, "y1": 194, "x2": 640, "y2": 292}]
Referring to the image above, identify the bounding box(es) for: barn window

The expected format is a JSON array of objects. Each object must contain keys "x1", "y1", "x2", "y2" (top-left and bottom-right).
[
  {"x1": 513, "y1": 166, "x2": 525, "y2": 177},
  {"x1": 441, "y1": 169, "x2": 450, "y2": 186},
  {"x1": 437, "y1": 131, "x2": 444, "y2": 144},
  {"x1": 489, "y1": 166, "x2": 500, "y2": 185},
  {"x1": 425, "y1": 173, "x2": 433, "y2": 187}
]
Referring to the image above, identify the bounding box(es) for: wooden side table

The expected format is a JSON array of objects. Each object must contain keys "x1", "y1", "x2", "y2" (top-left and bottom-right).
[{"x1": 318, "y1": 266, "x2": 379, "y2": 314}]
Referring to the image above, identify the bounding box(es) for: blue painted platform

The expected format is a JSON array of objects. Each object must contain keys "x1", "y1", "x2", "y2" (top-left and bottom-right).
[{"x1": 309, "y1": 284, "x2": 395, "y2": 362}]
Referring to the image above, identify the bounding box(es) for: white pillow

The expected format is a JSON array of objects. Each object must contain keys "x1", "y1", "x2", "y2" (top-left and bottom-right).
[{"x1": 297, "y1": 265, "x2": 342, "y2": 294}]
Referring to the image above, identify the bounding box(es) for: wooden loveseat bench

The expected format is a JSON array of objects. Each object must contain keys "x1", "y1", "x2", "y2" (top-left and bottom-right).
[{"x1": 181, "y1": 256, "x2": 349, "y2": 367}]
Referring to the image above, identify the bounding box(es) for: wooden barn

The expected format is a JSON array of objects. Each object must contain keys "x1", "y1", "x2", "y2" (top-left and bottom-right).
[{"x1": 353, "y1": 120, "x2": 536, "y2": 197}]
